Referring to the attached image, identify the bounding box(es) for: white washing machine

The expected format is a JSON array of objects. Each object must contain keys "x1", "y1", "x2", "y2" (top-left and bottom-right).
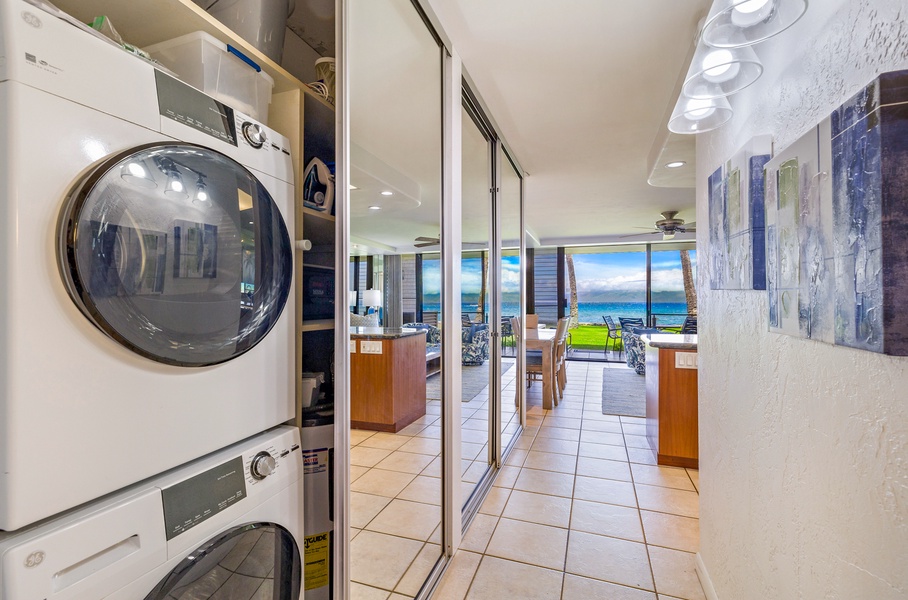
[
  {"x1": 0, "y1": 426, "x2": 305, "y2": 600},
  {"x1": 0, "y1": 0, "x2": 298, "y2": 530}
]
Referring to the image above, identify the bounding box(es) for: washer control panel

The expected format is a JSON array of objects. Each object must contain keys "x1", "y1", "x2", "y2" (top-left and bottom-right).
[{"x1": 160, "y1": 430, "x2": 300, "y2": 540}]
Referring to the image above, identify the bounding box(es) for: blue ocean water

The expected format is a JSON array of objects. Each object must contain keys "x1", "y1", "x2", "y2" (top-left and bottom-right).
[{"x1": 427, "y1": 302, "x2": 691, "y2": 326}]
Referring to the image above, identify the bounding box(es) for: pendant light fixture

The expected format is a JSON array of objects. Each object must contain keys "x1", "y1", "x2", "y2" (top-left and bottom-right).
[
  {"x1": 701, "y1": 0, "x2": 809, "y2": 48},
  {"x1": 682, "y1": 44, "x2": 763, "y2": 99},
  {"x1": 668, "y1": 95, "x2": 734, "y2": 134}
]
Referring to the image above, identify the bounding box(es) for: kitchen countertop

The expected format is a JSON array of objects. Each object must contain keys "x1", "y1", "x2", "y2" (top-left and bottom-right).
[
  {"x1": 350, "y1": 327, "x2": 425, "y2": 339},
  {"x1": 642, "y1": 333, "x2": 698, "y2": 350}
]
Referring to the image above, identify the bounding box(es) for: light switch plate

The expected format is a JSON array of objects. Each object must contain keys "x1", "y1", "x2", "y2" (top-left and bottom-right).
[
  {"x1": 361, "y1": 341, "x2": 382, "y2": 354},
  {"x1": 675, "y1": 352, "x2": 698, "y2": 369},
  {"x1": 350, "y1": 340, "x2": 356, "y2": 353}
]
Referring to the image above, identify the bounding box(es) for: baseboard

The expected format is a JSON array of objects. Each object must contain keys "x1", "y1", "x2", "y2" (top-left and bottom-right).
[{"x1": 696, "y1": 552, "x2": 720, "y2": 600}]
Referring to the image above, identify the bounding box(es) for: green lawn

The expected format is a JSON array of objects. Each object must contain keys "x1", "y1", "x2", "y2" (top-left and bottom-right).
[
  {"x1": 567, "y1": 323, "x2": 682, "y2": 350},
  {"x1": 568, "y1": 324, "x2": 614, "y2": 350}
]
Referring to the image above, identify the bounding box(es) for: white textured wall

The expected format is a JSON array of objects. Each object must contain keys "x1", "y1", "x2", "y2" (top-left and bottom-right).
[{"x1": 696, "y1": 1, "x2": 908, "y2": 598}]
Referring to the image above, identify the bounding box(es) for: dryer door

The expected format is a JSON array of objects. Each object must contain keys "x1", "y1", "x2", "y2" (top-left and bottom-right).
[
  {"x1": 144, "y1": 523, "x2": 302, "y2": 599},
  {"x1": 59, "y1": 143, "x2": 292, "y2": 367}
]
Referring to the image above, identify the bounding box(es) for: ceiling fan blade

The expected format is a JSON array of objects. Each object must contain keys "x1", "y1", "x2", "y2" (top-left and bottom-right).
[
  {"x1": 414, "y1": 236, "x2": 440, "y2": 243},
  {"x1": 685, "y1": 222, "x2": 696, "y2": 228},
  {"x1": 619, "y1": 231, "x2": 660, "y2": 239},
  {"x1": 414, "y1": 241, "x2": 439, "y2": 248},
  {"x1": 631, "y1": 226, "x2": 659, "y2": 230}
]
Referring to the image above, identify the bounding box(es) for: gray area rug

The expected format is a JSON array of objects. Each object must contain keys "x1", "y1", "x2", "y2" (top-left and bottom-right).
[
  {"x1": 426, "y1": 361, "x2": 513, "y2": 402},
  {"x1": 601, "y1": 367, "x2": 646, "y2": 417}
]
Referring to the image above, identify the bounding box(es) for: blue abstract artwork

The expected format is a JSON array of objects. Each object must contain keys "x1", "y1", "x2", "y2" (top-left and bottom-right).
[
  {"x1": 764, "y1": 124, "x2": 835, "y2": 343},
  {"x1": 709, "y1": 136, "x2": 772, "y2": 290},
  {"x1": 760, "y1": 69, "x2": 908, "y2": 355},
  {"x1": 831, "y1": 70, "x2": 908, "y2": 355}
]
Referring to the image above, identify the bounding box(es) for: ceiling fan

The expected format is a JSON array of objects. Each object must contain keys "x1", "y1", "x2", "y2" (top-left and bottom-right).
[{"x1": 622, "y1": 211, "x2": 696, "y2": 241}]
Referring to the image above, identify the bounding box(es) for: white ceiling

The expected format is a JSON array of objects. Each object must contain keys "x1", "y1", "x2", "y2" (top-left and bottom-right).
[
  {"x1": 345, "y1": 0, "x2": 708, "y2": 253},
  {"x1": 426, "y1": 0, "x2": 709, "y2": 246}
]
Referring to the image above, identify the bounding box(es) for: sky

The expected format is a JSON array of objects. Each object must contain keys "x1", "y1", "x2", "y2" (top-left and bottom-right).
[{"x1": 424, "y1": 249, "x2": 697, "y2": 301}]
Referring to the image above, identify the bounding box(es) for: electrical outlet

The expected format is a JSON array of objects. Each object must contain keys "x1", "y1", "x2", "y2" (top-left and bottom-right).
[
  {"x1": 675, "y1": 352, "x2": 698, "y2": 369},
  {"x1": 361, "y1": 341, "x2": 383, "y2": 354}
]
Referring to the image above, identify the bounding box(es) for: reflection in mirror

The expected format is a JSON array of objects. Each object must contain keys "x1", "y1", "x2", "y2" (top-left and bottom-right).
[
  {"x1": 500, "y1": 149, "x2": 523, "y2": 452},
  {"x1": 460, "y1": 105, "x2": 492, "y2": 505},
  {"x1": 349, "y1": 0, "x2": 443, "y2": 596}
]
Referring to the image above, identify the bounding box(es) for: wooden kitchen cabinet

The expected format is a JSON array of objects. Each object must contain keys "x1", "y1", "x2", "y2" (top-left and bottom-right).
[{"x1": 644, "y1": 335, "x2": 699, "y2": 469}]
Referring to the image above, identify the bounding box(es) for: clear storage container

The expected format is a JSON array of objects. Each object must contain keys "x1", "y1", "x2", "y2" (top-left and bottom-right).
[{"x1": 146, "y1": 31, "x2": 274, "y2": 122}]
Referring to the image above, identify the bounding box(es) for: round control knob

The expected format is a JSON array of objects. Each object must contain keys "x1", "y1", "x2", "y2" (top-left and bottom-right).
[
  {"x1": 242, "y1": 122, "x2": 266, "y2": 148},
  {"x1": 250, "y1": 451, "x2": 276, "y2": 480}
]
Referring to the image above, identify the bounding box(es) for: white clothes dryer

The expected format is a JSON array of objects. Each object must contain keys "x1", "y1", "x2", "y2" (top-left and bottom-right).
[
  {"x1": 0, "y1": 426, "x2": 305, "y2": 600},
  {"x1": 0, "y1": 0, "x2": 297, "y2": 530}
]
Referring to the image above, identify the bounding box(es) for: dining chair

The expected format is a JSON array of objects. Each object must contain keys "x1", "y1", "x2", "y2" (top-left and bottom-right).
[
  {"x1": 526, "y1": 313, "x2": 539, "y2": 329},
  {"x1": 553, "y1": 317, "x2": 570, "y2": 402},
  {"x1": 512, "y1": 316, "x2": 544, "y2": 390}
]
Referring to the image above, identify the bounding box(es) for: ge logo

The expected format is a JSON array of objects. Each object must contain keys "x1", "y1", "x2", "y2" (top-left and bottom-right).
[
  {"x1": 21, "y1": 11, "x2": 42, "y2": 28},
  {"x1": 24, "y1": 551, "x2": 45, "y2": 568}
]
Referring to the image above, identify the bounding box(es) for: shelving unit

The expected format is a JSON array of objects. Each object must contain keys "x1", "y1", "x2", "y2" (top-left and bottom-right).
[{"x1": 52, "y1": 0, "x2": 338, "y2": 419}]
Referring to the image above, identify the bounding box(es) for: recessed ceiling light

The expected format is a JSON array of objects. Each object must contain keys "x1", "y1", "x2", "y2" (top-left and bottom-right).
[
  {"x1": 349, "y1": 184, "x2": 358, "y2": 190},
  {"x1": 380, "y1": 190, "x2": 393, "y2": 196},
  {"x1": 665, "y1": 161, "x2": 687, "y2": 168},
  {"x1": 368, "y1": 205, "x2": 381, "y2": 210}
]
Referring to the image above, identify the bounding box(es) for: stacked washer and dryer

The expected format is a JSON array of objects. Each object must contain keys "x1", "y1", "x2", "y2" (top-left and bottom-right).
[{"x1": 0, "y1": 1, "x2": 305, "y2": 597}]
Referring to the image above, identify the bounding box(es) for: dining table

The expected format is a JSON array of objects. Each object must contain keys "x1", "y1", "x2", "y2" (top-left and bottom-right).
[{"x1": 525, "y1": 327, "x2": 558, "y2": 409}]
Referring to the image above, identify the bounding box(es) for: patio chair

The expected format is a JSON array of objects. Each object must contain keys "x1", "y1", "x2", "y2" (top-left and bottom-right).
[
  {"x1": 681, "y1": 315, "x2": 698, "y2": 334},
  {"x1": 618, "y1": 317, "x2": 645, "y2": 331},
  {"x1": 500, "y1": 316, "x2": 515, "y2": 352},
  {"x1": 602, "y1": 316, "x2": 621, "y2": 356}
]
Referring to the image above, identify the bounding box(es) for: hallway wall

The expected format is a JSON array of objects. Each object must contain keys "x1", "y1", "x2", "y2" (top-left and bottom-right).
[{"x1": 695, "y1": 1, "x2": 908, "y2": 598}]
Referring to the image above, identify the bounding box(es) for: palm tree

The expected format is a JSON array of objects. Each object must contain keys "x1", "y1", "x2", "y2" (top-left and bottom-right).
[
  {"x1": 681, "y1": 249, "x2": 697, "y2": 315},
  {"x1": 566, "y1": 253, "x2": 579, "y2": 328}
]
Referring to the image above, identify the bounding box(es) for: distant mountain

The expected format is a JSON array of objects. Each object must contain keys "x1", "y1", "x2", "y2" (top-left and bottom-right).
[{"x1": 578, "y1": 290, "x2": 687, "y2": 303}]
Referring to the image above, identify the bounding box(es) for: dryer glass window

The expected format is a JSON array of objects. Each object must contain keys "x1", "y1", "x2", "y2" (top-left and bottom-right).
[
  {"x1": 60, "y1": 144, "x2": 292, "y2": 367},
  {"x1": 145, "y1": 523, "x2": 301, "y2": 600}
]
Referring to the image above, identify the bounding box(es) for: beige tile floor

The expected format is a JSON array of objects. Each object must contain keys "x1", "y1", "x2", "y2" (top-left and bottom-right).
[
  {"x1": 350, "y1": 360, "x2": 703, "y2": 600},
  {"x1": 350, "y1": 357, "x2": 522, "y2": 598}
]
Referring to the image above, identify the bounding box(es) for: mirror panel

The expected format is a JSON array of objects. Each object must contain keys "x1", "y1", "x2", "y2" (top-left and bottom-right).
[{"x1": 349, "y1": 0, "x2": 443, "y2": 595}]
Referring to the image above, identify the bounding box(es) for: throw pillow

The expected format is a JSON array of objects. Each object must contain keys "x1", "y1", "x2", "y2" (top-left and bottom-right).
[{"x1": 350, "y1": 312, "x2": 379, "y2": 327}]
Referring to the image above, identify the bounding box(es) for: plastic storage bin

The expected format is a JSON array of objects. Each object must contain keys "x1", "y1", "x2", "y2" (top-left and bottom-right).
[{"x1": 146, "y1": 31, "x2": 274, "y2": 122}]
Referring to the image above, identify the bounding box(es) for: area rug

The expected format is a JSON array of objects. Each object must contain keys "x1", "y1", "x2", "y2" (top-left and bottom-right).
[
  {"x1": 601, "y1": 367, "x2": 646, "y2": 417},
  {"x1": 426, "y1": 362, "x2": 514, "y2": 402}
]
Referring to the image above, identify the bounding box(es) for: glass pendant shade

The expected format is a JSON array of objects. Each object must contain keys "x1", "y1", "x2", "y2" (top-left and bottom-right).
[
  {"x1": 682, "y1": 44, "x2": 763, "y2": 99},
  {"x1": 702, "y1": 0, "x2": 808, "y2": 48},
  {"x1": 668, "y1": 95, "x2": 733, "y2": 134}
]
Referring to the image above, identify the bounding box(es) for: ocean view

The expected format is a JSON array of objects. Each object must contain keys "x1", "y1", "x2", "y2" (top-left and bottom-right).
[{"x1": 425, "y1": 301, "x2": 692, "y2": 327}]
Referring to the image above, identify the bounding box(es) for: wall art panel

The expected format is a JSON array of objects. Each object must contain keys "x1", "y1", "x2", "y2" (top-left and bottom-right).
[
  {"x1": 709, "y1": 136, "x2": 772, "y2": 290},
  {"x1": 831, "y1": 69, "x2": 908, "y2": 355}
]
